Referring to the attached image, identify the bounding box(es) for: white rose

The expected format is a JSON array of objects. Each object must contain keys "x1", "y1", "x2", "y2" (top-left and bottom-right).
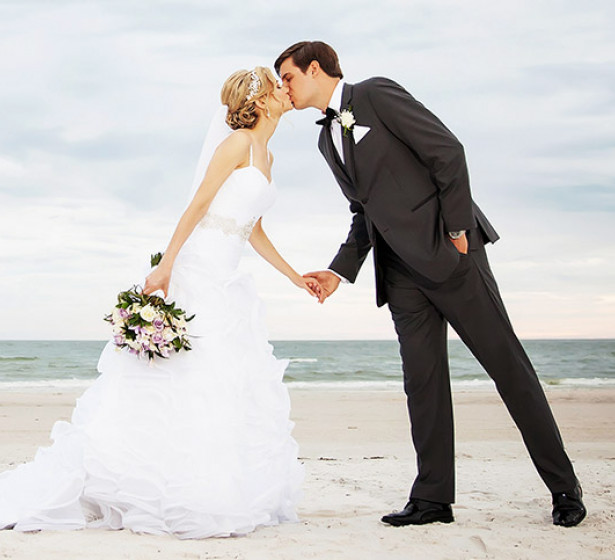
[
  {"x1": 111, "y1": 308, "x2": 123, "y2": 324},
  {"x1": 139, "y1": 304, "x2": 157, "y2": 322},
  {"x1": 136, "y1": 332, "x2": 152, "y2": 345},
  {"x1": 163, "y1": 327, "x2": 174, "y2": 339},
  {"x1": 339, "y1": 109, "x2": 356, "y2": 130}
]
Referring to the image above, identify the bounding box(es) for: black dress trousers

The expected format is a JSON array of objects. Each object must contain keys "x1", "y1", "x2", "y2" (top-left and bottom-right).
[{"x1": 377, "y1": 228, "x2": 578, "y2": 504}]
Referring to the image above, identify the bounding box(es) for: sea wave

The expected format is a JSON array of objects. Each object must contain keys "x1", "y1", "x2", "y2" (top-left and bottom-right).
[
  {"x1": 287, "y1": 379, "x2": 497, "y2": 390},
  {"x1": 289, "y1": 358, "x2": 318, "y2": 363},
  {"x1": 541, "y1": 377, "x2": 615, "y2": 387},
  {"x1": 0, "y1": 379, "x2": 94, "y2": 391},
  {"x1": 0, "y1": 377, "x2": 614, "y2": 393},
  {"x1": 286, "y1": 380, "x2": 402, "y2": 390},
  {"x1": 452, "y1": 378, "x2": 494, "y2": 388},
  {"x1": 275, "y1": 377, "x2": 615, "y2": 391},
  {"x1": 0, "y1": 356, "x2": 38, "y2": 362}
]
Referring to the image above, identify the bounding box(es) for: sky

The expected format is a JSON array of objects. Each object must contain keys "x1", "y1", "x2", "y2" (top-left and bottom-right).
[{"x1": 0, "y1": 0, "x2": 614, "y2": 340}]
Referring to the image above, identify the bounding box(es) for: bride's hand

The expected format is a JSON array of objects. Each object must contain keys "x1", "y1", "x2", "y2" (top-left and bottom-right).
[
  {"x1": 143, "y1": 265, "x2": 171, "y2": 298},
  {"x1": 291, "y1": 274, "x2": 322, "y2": 299}
]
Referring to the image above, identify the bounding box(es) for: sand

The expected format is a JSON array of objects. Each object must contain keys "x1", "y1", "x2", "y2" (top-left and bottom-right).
[{"x1": 0, "y1": 387, "x2": 613, "y2": 559}]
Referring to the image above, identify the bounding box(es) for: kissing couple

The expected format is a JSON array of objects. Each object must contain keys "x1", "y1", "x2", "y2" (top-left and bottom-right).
[{"x1": 0, "y1": 41, "x2": 585, "y2": 537}]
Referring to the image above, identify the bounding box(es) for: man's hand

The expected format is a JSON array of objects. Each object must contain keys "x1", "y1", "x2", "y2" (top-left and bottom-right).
[
  {"x1": 450, "y1": 232, "x2": 468, "y2": 254},
  {"x1": 303, "y1": 270, "x2": 341, "y2": 304}
]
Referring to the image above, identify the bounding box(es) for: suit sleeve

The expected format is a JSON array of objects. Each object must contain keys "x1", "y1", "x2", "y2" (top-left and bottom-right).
[
  {"x1": 366, "y1": 77, "x2": 475, "y2": 232},
  {"x1": 328, "y1": 200, "x2": 372, "y2": 283}
]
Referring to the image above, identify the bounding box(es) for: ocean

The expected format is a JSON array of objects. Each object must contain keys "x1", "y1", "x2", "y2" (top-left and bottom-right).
[{"x1": 0, "y1": 339, "x2": 614, "y2": 392}]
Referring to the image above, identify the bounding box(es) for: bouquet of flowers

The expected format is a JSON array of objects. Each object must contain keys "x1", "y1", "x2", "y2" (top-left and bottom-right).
[{"x1": 104, "y1": 253, "x2": 194, "y2": 360}]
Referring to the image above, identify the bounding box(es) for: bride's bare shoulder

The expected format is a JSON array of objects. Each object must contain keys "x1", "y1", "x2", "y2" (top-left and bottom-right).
[
  {"x1": 229, "y1": 128, "x2": 252, "y2": 142},
  {"x1": 215, "y1": 129, "x2": 251, "y2": 160}
]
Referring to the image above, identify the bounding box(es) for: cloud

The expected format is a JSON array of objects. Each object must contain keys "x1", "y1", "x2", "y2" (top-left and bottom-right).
[
  {"x1": 528, "y1": 184, "x2": 615, "y2": 213},
  {"x1": 1, "y1": 0, "x2": 614, "y2": 339}
]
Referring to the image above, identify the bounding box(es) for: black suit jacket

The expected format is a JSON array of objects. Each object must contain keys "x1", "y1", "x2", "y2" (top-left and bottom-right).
[{"x1": 320, "y1": 77, "x2": 499, "y2": 306}]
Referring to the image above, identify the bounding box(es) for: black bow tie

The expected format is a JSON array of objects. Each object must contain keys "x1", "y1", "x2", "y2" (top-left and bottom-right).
[{"x1": 316, "y1": 107, "x2": 339, "y2": 126}]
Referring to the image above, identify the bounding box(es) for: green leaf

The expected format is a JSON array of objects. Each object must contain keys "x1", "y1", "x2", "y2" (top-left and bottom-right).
[{"x1": 150, "y1": 252, "x2": 164, "y2": 267}]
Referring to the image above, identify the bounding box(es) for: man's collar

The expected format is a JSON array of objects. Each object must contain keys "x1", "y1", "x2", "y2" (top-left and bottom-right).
[{"x1": 327, "y1": 80, "x2": 345, "y2": 112}]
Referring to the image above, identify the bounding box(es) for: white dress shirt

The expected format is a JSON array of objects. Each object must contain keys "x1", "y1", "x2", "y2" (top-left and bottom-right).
[{"x1": 327, "y1": 80, "x2": 346, "y2": 164}]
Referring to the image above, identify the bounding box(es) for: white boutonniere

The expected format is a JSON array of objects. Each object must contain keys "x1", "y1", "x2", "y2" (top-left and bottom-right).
[{"x1": 339, "y1": 107, "x2": 356, "y2": 137}]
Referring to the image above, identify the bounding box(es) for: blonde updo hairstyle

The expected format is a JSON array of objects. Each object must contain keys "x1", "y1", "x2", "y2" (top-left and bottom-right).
[{"x1": 221, "y1": 66, "x2": 277, "y2": 130}]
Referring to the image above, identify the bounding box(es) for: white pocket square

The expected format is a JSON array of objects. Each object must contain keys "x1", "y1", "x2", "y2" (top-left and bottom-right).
[{"x1": 353, "y1": 125, "x2": 370, "y2": 143}]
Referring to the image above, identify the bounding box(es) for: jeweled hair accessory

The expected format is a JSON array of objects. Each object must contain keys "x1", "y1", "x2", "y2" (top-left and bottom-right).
[{"x1": 246, "y1": 70, "x2": 261, "y2": 101}]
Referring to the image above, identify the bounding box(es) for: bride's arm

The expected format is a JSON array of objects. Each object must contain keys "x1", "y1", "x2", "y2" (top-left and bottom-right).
[
  {"x1": 144, "y1": 131, "x2": 251, "y2": 296},
  {"x1": 249, "y1": 219, "x2": 321, "y2": 298}
]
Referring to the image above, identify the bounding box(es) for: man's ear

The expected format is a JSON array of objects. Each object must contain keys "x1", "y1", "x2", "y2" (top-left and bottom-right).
[{"x1": 309, "y1": 60, "x2": 321, "y2": 77}]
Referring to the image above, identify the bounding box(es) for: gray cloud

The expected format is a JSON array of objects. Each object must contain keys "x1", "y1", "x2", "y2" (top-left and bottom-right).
[
  {"x1": 1, "y1": 0, "x2": 614, "y2": 339},
  {"x1": 529, "y1": 184, "x2": 615, "y2": 213}
]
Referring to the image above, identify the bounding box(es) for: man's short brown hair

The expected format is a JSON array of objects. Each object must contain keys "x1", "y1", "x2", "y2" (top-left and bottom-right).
[{"x1": 274, "y1": 41, "x2": 343, "y2": 79}]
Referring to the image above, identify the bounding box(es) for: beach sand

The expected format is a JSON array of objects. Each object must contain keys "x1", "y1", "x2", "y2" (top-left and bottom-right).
[{"x1": 0, "y1": 387, "x2": 613, "y2": 559}]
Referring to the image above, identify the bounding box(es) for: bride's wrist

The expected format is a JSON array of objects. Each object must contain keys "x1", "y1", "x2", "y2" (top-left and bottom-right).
[
  {"x1": 154, "y1": 261, "x2": 173, "y2": 276},
  {"x1": 157, "y1": 255, "x2": 175, "y2": 270}
]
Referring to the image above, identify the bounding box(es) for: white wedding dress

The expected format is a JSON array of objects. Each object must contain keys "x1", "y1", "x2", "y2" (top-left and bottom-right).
[{"x1": 0, "y1": 146, "x2": 303, "y2": 539}]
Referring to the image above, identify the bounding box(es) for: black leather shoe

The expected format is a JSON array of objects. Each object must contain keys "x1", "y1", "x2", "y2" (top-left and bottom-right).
[
  {"x1": 552, "y1": 485, "x2": 586, "y2": 527},
  {"x1": 381, "y1": 498, "x2": 454, "y2": 526}
]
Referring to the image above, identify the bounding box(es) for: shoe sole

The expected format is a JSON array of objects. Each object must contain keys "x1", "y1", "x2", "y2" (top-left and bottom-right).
[{"x1": 381, "y1": 515, "x2": 454, "y2": 526}]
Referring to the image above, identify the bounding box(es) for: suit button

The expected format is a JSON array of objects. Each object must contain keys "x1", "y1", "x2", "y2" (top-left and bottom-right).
[{"x1": 361, "y1": 197, "x2": 368, "y2": 204}]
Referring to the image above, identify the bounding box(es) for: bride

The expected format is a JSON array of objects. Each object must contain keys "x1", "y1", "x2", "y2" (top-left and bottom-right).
[{"x1": 0, "y1": 67, "x2": 317, "y2": 539}]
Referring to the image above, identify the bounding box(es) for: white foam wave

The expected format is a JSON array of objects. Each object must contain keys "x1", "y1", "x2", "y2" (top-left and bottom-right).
[
  {"x1": 286, "y1": 380, "x2": 402, "y2": 390},
  {"x1": 0, "y1": 377, "x2": 613, "y2": 393},
  {"x1": 452, "y1": 378, "x2": 495, "y2": 388},
  {"x1": 0, "y1": 379, "x2": 95, "y2": 392},
  {"x1": 286, "y1": 377, "x2": 615, "y2": 391},
  {"x1": 289, "y1": 358, "x2": 318, "y2": 363},
  {"x1": 541, "y1": 377, "x2": 615, "y2": 387}
]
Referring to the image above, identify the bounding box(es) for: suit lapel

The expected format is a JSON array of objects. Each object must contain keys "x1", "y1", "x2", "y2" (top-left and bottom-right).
[{"x1": 340, "y1": 84, "x2": 357, "y2": 185}]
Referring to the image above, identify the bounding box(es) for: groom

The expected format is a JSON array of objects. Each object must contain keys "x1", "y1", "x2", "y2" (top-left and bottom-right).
[{"x1": 275, "y1": 41, "x2": 586, "y2": 527}]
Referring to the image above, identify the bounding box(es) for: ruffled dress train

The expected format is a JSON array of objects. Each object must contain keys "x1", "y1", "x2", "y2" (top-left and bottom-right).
[{"x1": 0, "y1": 164, "x2": 303, "y2": 538}]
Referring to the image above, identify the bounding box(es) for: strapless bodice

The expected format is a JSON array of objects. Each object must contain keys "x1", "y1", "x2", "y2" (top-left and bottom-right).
[
  {"x1": 170, "y1": 164, "x2": 278, "y2": 290},
  {"x1": 196, "y1": 166, "x2": 277, "y2": 243}
]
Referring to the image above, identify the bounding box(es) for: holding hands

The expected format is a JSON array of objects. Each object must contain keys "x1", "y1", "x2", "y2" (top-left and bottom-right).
[
  {"x1": 291, "y1": 273, "x2": 323, "y2": 299},
  {"x1": 302, "y1": 270, "x2": 341, "y2": 304}
]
